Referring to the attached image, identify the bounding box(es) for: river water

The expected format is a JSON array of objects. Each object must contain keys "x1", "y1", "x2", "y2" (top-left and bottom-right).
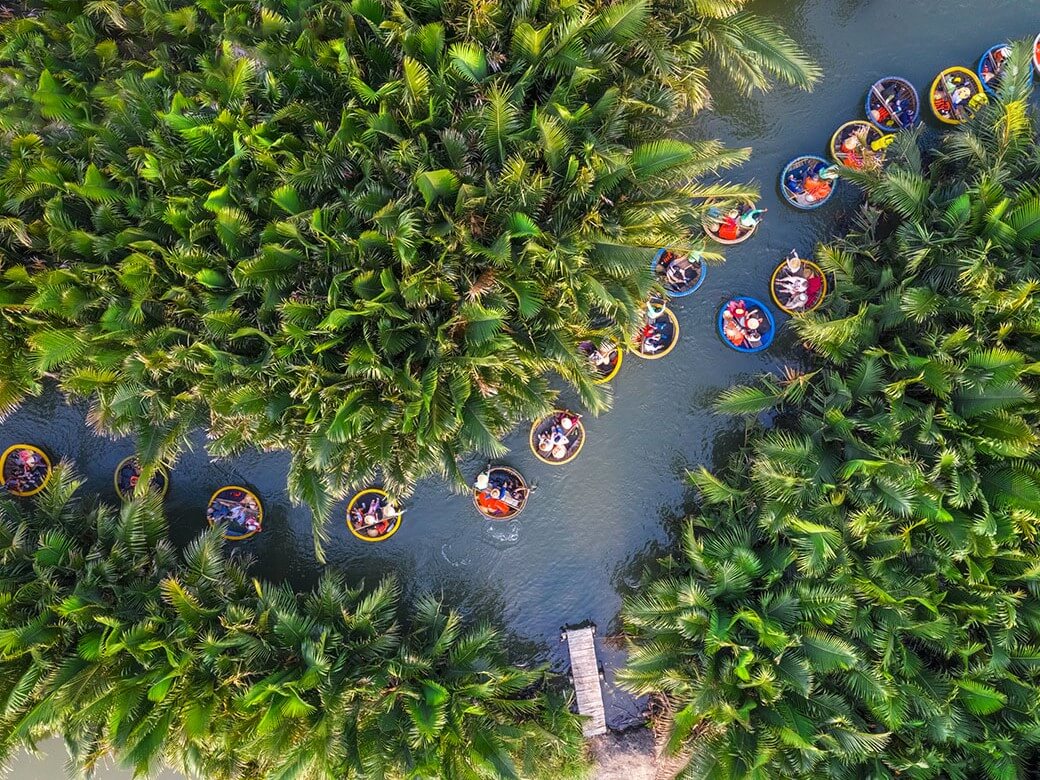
[{"x1": 5, "y1": 0, "x2": 1039, "y2": 775}]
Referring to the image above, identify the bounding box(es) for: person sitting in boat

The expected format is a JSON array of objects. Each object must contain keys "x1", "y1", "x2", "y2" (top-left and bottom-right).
[
  {"x1": 785, "y1": 170, "x2": 806, "y2": 195},
  {"x1": 646, "y1": 296, "x2": 666, "y2": 320},
  {"x1": 639, "y1": 321, "x2": 656, "y2": 344},
  {"x1": 665, "y1": 258, "x2": 694, "y2": 288},
  {"x1": 557, "y1": 411, "x2": 580, "y2": 430},
  {"x1": 982, "y1": 47, "x2": 1010, "y2": 85},
  {"x1": 477, "y1": 482, "x2": 514, "y2": 516},
  {"x1": 229, "y1": 503, "x2": 247, "y2": 529},
  {"x1": 951, "y1": 84, "x2": 973, "y2": 112},
  {"x1": 745, "y1": 309, "x2": 767, "y2": 340},
  {"x1": 350, "y1": 506, "x2": 366, "y2": 527},
  {"x1": 537, "y1": 431, "x2": 555, "y2": 456},
  {"x1": 745, "y1": 315, "x2": 763, "y2": 348},
  {"x1": 803, "y1": 173, "x2": 832, "y2": 203},
  {"x1": 642, "y1": 331, "x2": 664, "y2": 353},
  {"x1": 590, "y1": 343, "x2": 615, "y2": 367},
  {"x1": 840, "y1": 133, "x2": 866, "y2": 169},
  {"x1": 738, "y1": 206, "x2": 767, "y2": 229},
  {"x1": 16, "y1": 449, "x2": 43, "y2": 484},
  {"x1": 721, "y1": 309, "x2": 746, "y2": 348},
  {"x1": 870, "y1": 102, "x2": 891, "y2": 127},
  {"x1": 474, "y1": 465, "x2": 491, "y2": 491}
]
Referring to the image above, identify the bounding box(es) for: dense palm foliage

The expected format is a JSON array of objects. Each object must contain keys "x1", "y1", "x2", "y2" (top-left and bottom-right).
[
  {"x1": 0, "y1": 466, "x2": 586, "y2": 779},
  {"x1": 0, "y1": 0, "x2": 815, "y2": 554},
  {"x1": 620, "y1": 51, "x2": 1040, "y2": 779}
]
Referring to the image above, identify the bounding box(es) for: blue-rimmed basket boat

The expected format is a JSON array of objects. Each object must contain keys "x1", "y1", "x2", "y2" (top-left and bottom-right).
[
  {"x1": 651, "y1": 249, "x2": 705, "y2": 297},
  {"x1": 865, "y1": 77, "x2": 920, "y2": 131},
  {"x1": 717, "y1": 297, "x2": 776, "y2": 353},
  {"x1": 977, "y1": 43, "x2": 1031, "y2": 96},
  {"x1": 780, "y1": 156, "x2": 837, "y2": 210}
]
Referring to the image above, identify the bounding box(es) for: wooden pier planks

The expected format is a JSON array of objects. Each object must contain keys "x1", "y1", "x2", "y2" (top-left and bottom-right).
[{"x1": 563, "y1": 625, "x2": 607, "y2": 736}]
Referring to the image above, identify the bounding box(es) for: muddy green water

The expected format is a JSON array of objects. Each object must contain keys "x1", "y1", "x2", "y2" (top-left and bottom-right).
[{"x1": 6, "y1": 0, "x2": 1040, "y2": 774}]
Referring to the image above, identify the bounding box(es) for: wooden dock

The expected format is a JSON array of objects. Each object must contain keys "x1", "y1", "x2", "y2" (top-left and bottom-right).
[{"x1": 563, "y1": 625, "x2": 607, "y2": 736}]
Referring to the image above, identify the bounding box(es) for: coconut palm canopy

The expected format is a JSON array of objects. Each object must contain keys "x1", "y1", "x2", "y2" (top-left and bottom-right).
[{"x1": 0, "y1": 0, "x2": 815, "y2": 552}]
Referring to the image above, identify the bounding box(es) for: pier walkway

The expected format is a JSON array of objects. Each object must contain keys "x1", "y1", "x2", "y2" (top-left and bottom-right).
[{"x1": 562, "y1": 624, "x2": 607, "y2": 736}]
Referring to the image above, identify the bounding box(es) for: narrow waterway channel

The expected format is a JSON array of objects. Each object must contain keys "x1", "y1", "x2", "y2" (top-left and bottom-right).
[{"x1": 5, "y1": 0, "x2": 1039, "y2": 775}]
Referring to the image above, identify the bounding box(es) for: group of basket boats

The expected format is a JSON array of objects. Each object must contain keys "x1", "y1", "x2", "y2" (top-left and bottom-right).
[
  {"x1": 6, "y1": 41, "x2": 1037, "y2": 540},
  {"x1": 784, "y1": 40, "x2": 1037, "y2": 211}
]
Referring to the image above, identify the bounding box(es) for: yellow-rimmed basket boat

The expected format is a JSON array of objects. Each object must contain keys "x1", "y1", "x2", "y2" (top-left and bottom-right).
[
  {"x1": 930, "y1": 67, "x2": 987, "y2": 125},
  {"x1": 770, "y1": 255, "x2": 828, "y2": 315},
  {"x1": 473, "y1": 466, "x2": 529, "y2": 520},
  {"x1": 829, "y1": 121, "x2": 892, "y2": 170},
  {"x1": 629, "y1": 306, "x2": 679, "y2": 360},
  {"x1": 347, "y1": 488, "x2": 404, "y2": 542},
  {"x1": 207, "y1": 485, "x2": 263, "y2": 541},
  {"x1": 579, "y1": 340, "x2": 622, "y2": 383},
  {"x1": 529, "y1": 411, "x2": 585, "y2": 466},
  {"x1": 114, "y1": 456, "x2": 170, "y2": 501},
  {"x1": 1, "y1": 444, "x2": 51, "y2": 497}
]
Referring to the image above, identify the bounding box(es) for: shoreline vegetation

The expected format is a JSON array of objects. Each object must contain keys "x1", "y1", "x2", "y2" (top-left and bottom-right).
[
  {"x1": 0, "y1": 473, "x2": 589, "y2": 778},
  {"x1": 621, "y1": 46, "x2": 1040, "y2": 779},
  {"x1": 0, "y1": 0, "x2": 814, "y2": 559}
]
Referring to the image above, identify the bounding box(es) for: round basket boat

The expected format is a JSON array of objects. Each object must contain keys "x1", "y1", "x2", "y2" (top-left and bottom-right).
[
  {"x1": 717, "y1": 297, "x2": 776, "y2": 353},
  {"x1": 207, "y1": 486, "x2": 263, "y2": 541},
  {"x1": 529, "y1": 411, "x2": 585, "y2": 466},
  {"x1": 1, "y1": 444, "x2": 51, "y2": 497},
  {"x1": 780, "y1": 156, "x2": 838, "y2": 210},
  {"x1": 930, "y1": 67, "x2": 988, "y2": 125},
  {"x1": 579, "y1": 340, "x2": 622, "y2": 384},
  {"x1": 651, "y1": 249, "x2": 705, "y2": 297},
  {"x1": 1034, "y1": 32, "x2": 1040, "y2": 75},
  {"x1": 113, "y1": 456, "x2": 169, "y2": 501},
  {"x1": 977, "y1": 44, "x2": 1028, "y2": 96},
  {"x1": 472, "y1": 466, "x2": 529, "y2": 520},
  {"x1": 829, "y1": 121, "x2": 892, "y2": 170},
  {"x1": 630, "y1": 305, "x2": 679, "y2": 360},
  {"x1": 865, "y1": 76, "x2": 920, "y2": 131},
  {"x1": 702, "y1": 206, "x2": 765, "y2": 245},
  {"x1": 347, "y1": 488, "x2": 403, "y2": 542},
  {"x1": 770, "y1": 255, "x2": 828, "y2": 315}
]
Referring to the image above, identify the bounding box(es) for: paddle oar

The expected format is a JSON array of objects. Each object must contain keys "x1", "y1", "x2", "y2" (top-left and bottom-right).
[
  {"x1": 872, "y1": 83, "x2": 905, "y2": 129},
  {"x1": 938, "y1": 73, "x2": 960, "y2": 118}
]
